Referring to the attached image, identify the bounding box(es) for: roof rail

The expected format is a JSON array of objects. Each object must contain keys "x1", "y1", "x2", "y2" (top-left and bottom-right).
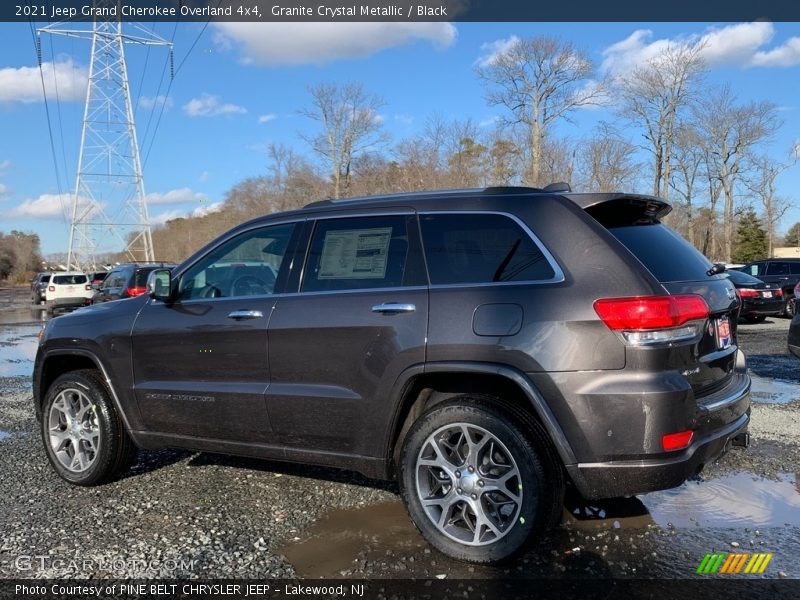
[{"x1": 302, "y1": 186, "x2": 561, "y2": 208}]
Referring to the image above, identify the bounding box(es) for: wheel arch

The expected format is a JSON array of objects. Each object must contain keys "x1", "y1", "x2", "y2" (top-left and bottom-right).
[
  {"x1": 35, "y1": 349, "x2": 134, "y2": 433},
  {"x1": 385, "y1": 362, "x2": 577, "y2": 478}
]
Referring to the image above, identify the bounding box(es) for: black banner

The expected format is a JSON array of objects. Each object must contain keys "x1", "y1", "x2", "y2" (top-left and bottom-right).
[
  {"x1": 7, "y1": 0, "x2": 800, "y2": 23},
  {"x1": 1, "y1": 579, "x2": 800, "y2": 600}
]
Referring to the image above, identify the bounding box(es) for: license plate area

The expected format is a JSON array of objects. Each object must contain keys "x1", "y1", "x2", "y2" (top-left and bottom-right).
[
  {"x1": 762, "y1": 291, "x2": 773, "y2": 298},
  {"x1": 715, "y1": 316, "x2": 732, "y2": 350}
]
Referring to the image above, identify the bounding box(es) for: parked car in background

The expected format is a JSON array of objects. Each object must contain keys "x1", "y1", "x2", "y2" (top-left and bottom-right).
[
  {"x1": 739, "y1": 258, "x2": 800, "y2": 316},
  {"x1": 726, "y1": 269, "x2": 783, "y2": 323},
  {"x1": 34, "y1": 187, "x2": 750, "y2": 564},
  {"x1": 30, "y1": 272, "x2": 51, "y2": 304},
  {"x1": 88, "y1": 271, "x2": 109, "y2": 289},
  {"x1": 92, "y1": 262, "x2": 176, "y2": 304},
  {"x1": 44, "y1": 272, "x2": 93, "y2": 315}
]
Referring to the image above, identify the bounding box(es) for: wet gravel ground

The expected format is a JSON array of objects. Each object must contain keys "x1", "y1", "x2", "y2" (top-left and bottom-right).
[{"x1": 0, "y1": 303, "x2": 798, "y2": 580}]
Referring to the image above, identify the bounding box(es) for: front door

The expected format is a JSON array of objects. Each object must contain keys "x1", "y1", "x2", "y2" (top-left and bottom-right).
[
  {"x1": 266, "y1": 213, "x2": 428, "y2": 458},
  {"x1": 131, "y1": 222, "x2": 298, "y2": 442}
]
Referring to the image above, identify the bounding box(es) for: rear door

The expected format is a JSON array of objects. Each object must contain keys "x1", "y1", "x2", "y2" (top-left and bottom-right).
[
  {"x1": 266, "y1": 212, "x2": 428, "y2": 457},
  {"x1": 131, "y1": 221, "x2": 299, "y2": 442}
]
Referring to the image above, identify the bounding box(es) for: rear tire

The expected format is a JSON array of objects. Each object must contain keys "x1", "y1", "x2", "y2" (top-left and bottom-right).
[
  {"x1": 40, "y1": 369, "x2": 135, "y2": 486},
  {"x1": 399, "y1": 396, "x2": 564, "y2": 563},
  {"x1": 785, "y1": 298, "x2": 795, "y2": 318}
]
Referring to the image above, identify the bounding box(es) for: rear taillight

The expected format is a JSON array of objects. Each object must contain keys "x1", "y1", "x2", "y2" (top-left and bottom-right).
[
  {"x1": 85, "y1": 284, "x2": 92, "y2": 291},
  {"x1": 662, "y1": 430, "x2": 694, "y2": 452},
  {"x1": 126, "y1": 286, "x2": 147, "y2": 297},
  {"x1": 48, "y1": 285, "x2": 55, "y2": 292},
  {"x1": 738, "y1": 288, "x2": 759, "y2": 299},
  {"x1": 594, "y1": 295, "x2": 709, "y2": 345},
  {"x1": 775, "y1": 288, "x2": 783, "y2": 297}
]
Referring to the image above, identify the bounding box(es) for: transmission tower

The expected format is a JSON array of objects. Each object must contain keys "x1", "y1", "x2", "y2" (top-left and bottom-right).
[{"x1": 38, "y1": 5, "x2": 173, "y2": 271}]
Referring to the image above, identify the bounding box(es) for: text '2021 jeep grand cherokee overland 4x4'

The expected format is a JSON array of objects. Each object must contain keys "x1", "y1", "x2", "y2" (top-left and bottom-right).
[{"x1": 33, "y1": 187, "x2": 750, "y2": 563}]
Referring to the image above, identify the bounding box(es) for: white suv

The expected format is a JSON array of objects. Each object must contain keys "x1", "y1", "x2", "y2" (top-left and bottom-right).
[{"x1": 45, "y1": 272, "x2": 93, "y2": 315}]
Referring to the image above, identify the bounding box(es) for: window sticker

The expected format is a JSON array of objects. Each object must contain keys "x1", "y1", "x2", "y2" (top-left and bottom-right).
[{"x1": 319, "y1": 227, "x2": 392, "y2": 279}]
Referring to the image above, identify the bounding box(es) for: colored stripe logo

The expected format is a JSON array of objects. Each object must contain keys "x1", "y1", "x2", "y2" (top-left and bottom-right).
[{"x1": 697, "y1": 552, "x2": 773, "y2": 574}]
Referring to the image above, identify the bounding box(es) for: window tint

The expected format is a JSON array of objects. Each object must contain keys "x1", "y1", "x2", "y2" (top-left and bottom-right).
[
  {"x1": 608, "y1": 224, "x2": 712, "y2": 283},
  {"x1": 419, "y1": 213, "x2": 556, "y2": 285},
  {"x1": 134, "y1": 268, "x2": 159, "y2": 287},
  {"x1": 790, "y1": 263, "x2": 800, "y2": 275},
  {"x1": 302, "y1": 216, "x2": 419, "y2": 292},
  {"x1": 744, "y1": 263, "x2": 763, "y2": 277},
  {"x1": 53, "y1": 274, "x2": 87, "y2": 285},
  {"x1": 767, "y1": 262, "x2": 790, "y2": 276},
  {"x1": 102, "y1": 270, "x2": 124, "y2": 289},
  {"x1": 41, "y1": 275, "x2": 50, "y2": 283},
  {"x1": 179, "y1": 223, "x2": 295, "y2": 300}
]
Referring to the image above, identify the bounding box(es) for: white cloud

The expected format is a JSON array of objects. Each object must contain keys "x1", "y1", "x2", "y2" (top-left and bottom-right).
[
  {"x1": 478, "y1": 115, "x2": 500, "y2": 128},
  {"x1": 145, "y1": 187, "x2": 209, "y2": 206},
  {"x1": 751, "y1": 36, "x2": 800, "y2": 67},
  {"x1": 213, "y1": 22, "x2": 456, "y2": 66},
  {"x1": 0, "y1": 183, "x2": 9, "y2": 197},
  {"x1": 602, "y1": 23, "x2": 800, "y2": 76},
  {"x1": 258, "y1": 113, "x2": 277, "y2": 124},
  {"x1": 394, "y1": 114, "x2": 414, "y2": 125},
  {"x1": 183, "y1": 93, "x2": 246, "y2": 117},
  {"x1": 0, "y1": 60, "x2": 87, "y2": 104},
  {"x1": 5, "y1": 193, "x2": 99, "y2": 220},
  {"x1": 476, "y1": 35, "x2": 520, "y2": 68},
  {"x1": 138, "y1": 95, "x2": 173, "y2": 110},
  {"x1": 151, "y1": 201, "x2": 223, "y2": 225}
]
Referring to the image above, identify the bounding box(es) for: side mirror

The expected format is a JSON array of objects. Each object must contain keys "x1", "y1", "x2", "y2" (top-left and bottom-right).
[{"x1": 146, "y1": 269, "x2": 174, "y2": 302}]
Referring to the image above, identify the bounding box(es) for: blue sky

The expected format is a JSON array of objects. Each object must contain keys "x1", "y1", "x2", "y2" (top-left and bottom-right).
[{"x1": 1, "y1": 21, "x2": 799, "y2": 255}]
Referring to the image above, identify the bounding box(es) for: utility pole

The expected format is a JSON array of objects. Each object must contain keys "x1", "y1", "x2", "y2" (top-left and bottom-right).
[{"x1": 38, "y1": 2, "x2": 172, "y2": 271}]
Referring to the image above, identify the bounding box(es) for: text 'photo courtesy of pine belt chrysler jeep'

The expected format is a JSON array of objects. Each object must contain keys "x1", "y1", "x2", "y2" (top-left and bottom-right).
[{"x1": 33, "y1": 187, "x2": 751, "y2": 564}]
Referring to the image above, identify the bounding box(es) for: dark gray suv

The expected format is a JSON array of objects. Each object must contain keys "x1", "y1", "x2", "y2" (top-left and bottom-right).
[{"x1": 33, "y1": 187, "x2": 751, "y2": 563}]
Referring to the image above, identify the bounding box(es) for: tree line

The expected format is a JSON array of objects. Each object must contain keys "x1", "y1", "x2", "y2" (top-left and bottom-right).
[{"x1": 145, "y1": 37, "x2": 796, "y2": 264}]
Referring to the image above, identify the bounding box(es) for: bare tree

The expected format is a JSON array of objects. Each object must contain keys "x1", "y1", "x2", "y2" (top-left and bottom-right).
[
  {"x1": 694, "y1": 85, "x2": 781, "y2": 261},
  {"x1": 668, "y1": 124, "x2": 704, "y2": 247},
  {"x1": 743, "y1": 153, "x2": 794, "y2": 256},
  {"x1": 577, "y1": 123, "x2": 640, "y2": 193},
  {"x1": 300, "y1": 82, "x2": 388, "y2": 199},
  {"x1": 617, "y1": 41, "x2": 706, "y2": 199},
  {"x1": 476, "y1": 36, "x2": 604, "y2": 186}
]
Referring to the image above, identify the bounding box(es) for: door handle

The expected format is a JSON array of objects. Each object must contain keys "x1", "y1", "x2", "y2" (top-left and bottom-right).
[
  {"x1": 227, "y1": 309, "x2": 264, "y2": 320},
  {"x1": 372, "y1": 303, "x2": 416, "y2": 314}
]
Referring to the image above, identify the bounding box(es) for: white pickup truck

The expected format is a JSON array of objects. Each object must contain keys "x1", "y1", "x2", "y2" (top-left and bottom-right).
[{"x1": 45, "y1": 272, "x2": 94, "y2": 315}]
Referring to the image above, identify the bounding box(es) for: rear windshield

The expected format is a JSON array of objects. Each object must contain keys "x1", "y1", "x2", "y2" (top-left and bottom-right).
[
  {"x1": 41, "y1": 275, "x2": 50, "y2": 283},
  {"x1": 726, "y1": 269, "x2": 763, "y2": 286},
  {"x1": 608, "y1": 223, "x2": 713, "y2": 283},
  {"x1": 134, "y1": 268, "x2": 158, "y2": 286},
  {"x1": 53, "y1": 274, "x2": 88, "y2": 285}
]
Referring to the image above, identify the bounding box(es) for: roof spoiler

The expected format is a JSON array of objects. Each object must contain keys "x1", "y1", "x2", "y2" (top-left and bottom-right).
[{"x1": 564, "y1": 193, "x2": 672, "y2": 226}]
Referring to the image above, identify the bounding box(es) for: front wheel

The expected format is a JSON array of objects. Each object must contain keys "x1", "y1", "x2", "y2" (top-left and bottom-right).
[
  {"x1": 40, "y1": 369, "x2": 135, "y2": 485},
  {"x1": 744, "y1": 315, "x2": 767, "y2": 324},
  {"x1": 399, "y1": 397, "x2": 564, "y2": 563}
]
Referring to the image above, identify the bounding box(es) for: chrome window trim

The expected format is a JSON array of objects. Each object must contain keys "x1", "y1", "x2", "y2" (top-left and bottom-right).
[{"x1": 418, "y1": 210, "x2": 566, "y2": 287}]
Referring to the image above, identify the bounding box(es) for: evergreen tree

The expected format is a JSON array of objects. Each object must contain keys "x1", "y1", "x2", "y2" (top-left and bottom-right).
[
  {"x1": 732, "y1": 209, "x2": 769, "y2": 263},
  {"x1": 785, "y1": 222, "x2": 800, "y2": 247}
]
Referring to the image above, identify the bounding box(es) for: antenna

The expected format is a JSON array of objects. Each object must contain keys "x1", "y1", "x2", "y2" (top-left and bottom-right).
[{"x1": 38, "y1": 0, "x2": 173, "y2": 271}]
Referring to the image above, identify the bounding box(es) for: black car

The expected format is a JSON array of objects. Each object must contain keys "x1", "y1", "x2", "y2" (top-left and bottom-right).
[
  {"x1": 788, "y1": 312, "x2": 800, "y2": 358},
  {"x1": 87, "y1": 271, "x2": 109, "y2": 289},
  {"x1": 739, "y1": 258, "x2": 800, "y2": 316},
  {"x1": 92, "y1": 263, "x2": 175, "y2": 303},
  {"x1": 33, "y1": 187, "x2": 750, "y2": 563},
  {"x1": 30, "y1": 272, "x2": 51, "y2": 303},
  {"x1": 726, "y1": 269, "x2": 783, "y2": 323}
]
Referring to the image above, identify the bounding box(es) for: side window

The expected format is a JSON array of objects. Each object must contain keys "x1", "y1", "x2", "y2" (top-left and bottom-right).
[
  {"x1": 419, "y1": 213, "x2": 556, "y2": 285},
  {"x1": 103, "y1": 271, "x2": 122, "y2": 289},
  {"x1": 302, "y1": 215, "x2": 420, "y2": 293},
  {"x1": 790, "y1": 263, "x2": 800, "y2": 275},
  {"x1": 767, "y1": 262, "x2": 790, "y2": 276},
  {"x1": 178, "y1": 223, "x2": 296, "y2": 300},
  {"x1": 745, "y1": 263, "x2": 762, "y2": 277}
]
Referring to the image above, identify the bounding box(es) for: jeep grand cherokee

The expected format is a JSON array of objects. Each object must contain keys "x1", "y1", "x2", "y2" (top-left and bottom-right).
[{"x1": 33, "y1": 187, "x2": 750, "y2": 563}]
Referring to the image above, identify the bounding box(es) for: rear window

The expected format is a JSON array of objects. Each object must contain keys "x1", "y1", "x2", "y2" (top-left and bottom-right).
[
  {"x1": 53, "y1": 274, "x2": 88, "y2": 285},
  {"x1": 41, "y1": 275, "x2": 50, "y2": 283},
  {"x1": 608, "y1": 224, "x2": 712, "y2": 283},
  {"x1": 134, "y1": 268, "x2": 157, "y2": 286},
  {"x1": 726, "y1": 269, "x2": 762, "y2": 286}
]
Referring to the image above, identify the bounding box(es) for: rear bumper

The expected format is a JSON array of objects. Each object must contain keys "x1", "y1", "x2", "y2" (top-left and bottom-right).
[
  {"x1": 47, "y1": 297, "x2": 91, "y2": 308},
  {"x1": 567, "y1": 411, "x2": 749, "y2": 499},
  {"x1": 553, "y1": 362, "x2": 751, "y2": 500}
]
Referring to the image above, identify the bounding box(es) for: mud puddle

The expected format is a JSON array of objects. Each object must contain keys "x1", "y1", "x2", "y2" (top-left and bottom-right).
[
  {"x1": 0, "y1": 430, "x2": 11, "y2": 441},
  {"x1": 279, "y1": 501, "x2": 427, "y2": 577},
  {"x1": 0, "y1": 324, "x2": 41, "y2": 377},
  {"x1": 749, "y1": 373, "x2": 800, "y2": 405},
  {"x1": 642, "y1": 472, "x2": 800, "y2": 528},
  {"x1": 0, "y1": 307, "x2": 47, "y2": 326}
]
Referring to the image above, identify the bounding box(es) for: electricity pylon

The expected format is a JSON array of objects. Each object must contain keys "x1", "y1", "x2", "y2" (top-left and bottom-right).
[{"x1": 38, "y1": 5, "x2": 172, "y2": 271}]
